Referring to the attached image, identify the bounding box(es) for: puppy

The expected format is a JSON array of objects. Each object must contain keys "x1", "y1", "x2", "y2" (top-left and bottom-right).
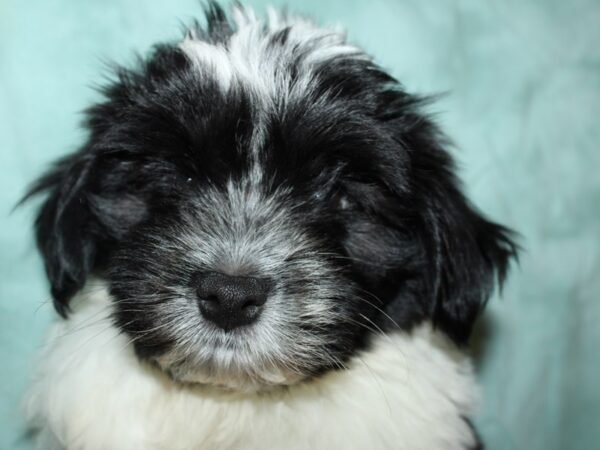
[{"x1": 23, "y1": 3, "x2": 517, "y2": 449}]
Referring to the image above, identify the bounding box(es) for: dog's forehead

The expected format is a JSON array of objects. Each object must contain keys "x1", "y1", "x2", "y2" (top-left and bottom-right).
[
  {"x1": 97, "y1": 8, "x2": 399, "y2": 194},
  {"x1": 179, "y1": 6, "x2": 365, "y2": 99},
  {"x1": 172, "y1": 7, "x2": 377, "y2": 183}
]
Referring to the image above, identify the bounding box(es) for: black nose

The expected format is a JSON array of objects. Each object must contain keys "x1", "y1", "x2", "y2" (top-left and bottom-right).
[{"x1": 194, "y1": 272, "x2": 272, "y2": 331}]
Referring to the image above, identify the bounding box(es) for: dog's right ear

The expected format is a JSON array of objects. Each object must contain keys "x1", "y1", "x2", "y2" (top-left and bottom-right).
[
  {"x1": 21, "y1": 149, "x2": 99, "y2": 316},
  {"x1": 22, "y1": 147, "x2": 150, "y2": 316}
]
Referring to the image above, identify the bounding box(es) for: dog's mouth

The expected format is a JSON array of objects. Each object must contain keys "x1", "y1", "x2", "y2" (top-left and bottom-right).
[
  {"x1": 150, "y1": 336, "x2": 308, "y2": 391},
  {"x1": 155, "y1": 355, "x2": 305, "y2": 391}
]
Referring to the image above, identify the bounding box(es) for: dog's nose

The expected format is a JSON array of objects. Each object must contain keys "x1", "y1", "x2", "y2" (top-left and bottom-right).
[{"x1": 194, "y1": 272, "x2": 272, "y2": 331}]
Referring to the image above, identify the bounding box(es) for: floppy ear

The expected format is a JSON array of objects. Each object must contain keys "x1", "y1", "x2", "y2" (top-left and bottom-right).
[
  {"x1": 374, "y1": 91, "x2": 518, "y2": 343},
  {"x1": 23, "y1": 149, "x2": 148, "y2": 316},
  {"x1": 417, "y1": 166, "x2": 517, "y2": 343},
  {"x1": 408, "y1": 119, "x2": 518, "y2": 344},
  {"x1": 19, "y1": 45, "x2": 186, "y2": 316},
  {"x1": 22, "y1": 150, "x2": 99, "y2": 316}
]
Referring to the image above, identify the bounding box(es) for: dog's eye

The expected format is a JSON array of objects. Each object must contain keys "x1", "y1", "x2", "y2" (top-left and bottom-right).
[
  {"x1": 314, "y1": 188, "x2": 353, "y2": 210},
  {"x1": 333, "y1": 190, "x2": 352, "y2": 210},
  {"x1": 338, "y1": 194, "x2": 351, "y2": 210}
]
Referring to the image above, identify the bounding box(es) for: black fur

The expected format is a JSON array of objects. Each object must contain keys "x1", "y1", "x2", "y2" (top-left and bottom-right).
[{"x1": 23, "y1": 3, "x2": 517, "y2": 382}]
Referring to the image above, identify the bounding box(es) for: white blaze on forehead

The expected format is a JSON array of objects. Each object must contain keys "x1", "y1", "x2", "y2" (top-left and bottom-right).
[
  {"x1": 178, "y1": 6, "x2": 367, "y2": 182},
  {"x1": 178, "y1": 5, "x2": 366, "y2": 101},
  {"x1": 178, "y1": 38, "x2": 234, "y2": 92}
]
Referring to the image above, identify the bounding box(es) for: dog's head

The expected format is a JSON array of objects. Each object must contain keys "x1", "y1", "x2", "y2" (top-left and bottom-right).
[{"x1": 25, "y1": 5, "x2": 516, "y2": 390}]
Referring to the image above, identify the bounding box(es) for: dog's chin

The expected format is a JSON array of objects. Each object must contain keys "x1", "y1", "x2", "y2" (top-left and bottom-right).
[
  {"x1": 153, "y1": 353, "x2": 306, "y2": 393},
  {"x1": 173, "y1": 366, "x2": 304, "y2": 392}
]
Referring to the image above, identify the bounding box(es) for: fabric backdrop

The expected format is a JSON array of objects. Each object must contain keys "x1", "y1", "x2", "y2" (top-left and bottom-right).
[{"x1": 1, "y1": 1, "x2": 599, "y2": 449}]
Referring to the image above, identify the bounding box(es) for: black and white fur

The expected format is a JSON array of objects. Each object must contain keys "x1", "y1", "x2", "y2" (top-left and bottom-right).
[{"x1": 23, "y1": 4, "x2": 517, "y2": 449}]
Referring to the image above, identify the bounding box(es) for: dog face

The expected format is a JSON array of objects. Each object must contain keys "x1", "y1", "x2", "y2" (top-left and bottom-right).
[{"x1": 26, "y1": 5, "x2": 516, "y2": 390}]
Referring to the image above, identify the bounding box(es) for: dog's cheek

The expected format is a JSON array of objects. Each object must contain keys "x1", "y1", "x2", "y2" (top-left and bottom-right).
[
  {"x1": 107, "y1": 240, "x2": 188, "y2": 361},
  {"x1": 342, "y1": 218, "x2": 418, "y2": 281}
]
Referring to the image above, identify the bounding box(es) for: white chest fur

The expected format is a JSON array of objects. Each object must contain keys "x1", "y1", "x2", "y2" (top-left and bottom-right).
[{"x1": 24, "y1": 283, "x2": 479, "y2": 450}]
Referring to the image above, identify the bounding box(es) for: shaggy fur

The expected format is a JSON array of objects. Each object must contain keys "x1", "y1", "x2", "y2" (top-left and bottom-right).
[
  {"x1": 25, "y1": 280, "x2": 480, "y2": 450},
  {"x1": 23, "y1": 3, "x2": 516, "y2": 449}
]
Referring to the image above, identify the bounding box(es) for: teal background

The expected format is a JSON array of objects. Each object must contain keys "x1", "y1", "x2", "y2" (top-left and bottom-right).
[{"x1": 1, "y1": 1, "x2": 599, "y2": 449}]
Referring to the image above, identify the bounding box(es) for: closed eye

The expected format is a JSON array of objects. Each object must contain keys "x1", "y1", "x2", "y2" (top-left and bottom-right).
[
  {"x1": 311, "y1": 165, "x2": 346, "y2": 204},
  {"x1": 332, "y1": 188, "x2": 353, "y2": 211}
]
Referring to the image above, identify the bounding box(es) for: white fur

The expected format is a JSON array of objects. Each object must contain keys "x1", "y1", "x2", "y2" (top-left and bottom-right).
[
  {"x1": 180, "y1": 6, "x2": 362, "y2": 102},
  {"x1": 152, "y1": 181, "x2": 348, "y2": 389},
  {"x1": 25, "y1": 281, "x2": 479, "y2": 450},
  {"x1": 179, "y1": 5, "x2": 364, "y2": 183}
]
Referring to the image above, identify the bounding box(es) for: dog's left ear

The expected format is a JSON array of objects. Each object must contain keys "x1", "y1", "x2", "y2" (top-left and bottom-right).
[
  {"x1": 416, "y1": 160, "x2": 517, "y2": 344},
  {"x1": 379, "y1": 96, "x2": 518, "y2": 344},
  {"x1": 415, "y1": 127, "x2": 518, "y2": 344}
]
